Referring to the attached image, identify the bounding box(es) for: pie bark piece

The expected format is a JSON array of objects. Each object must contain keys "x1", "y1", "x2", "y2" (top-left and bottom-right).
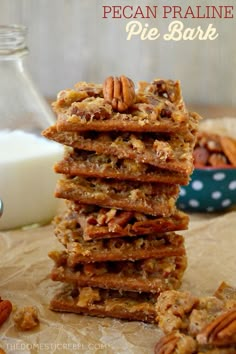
[
  {"x1": 55, "y1": 206, "x2": 189, "y2": 240},
  {"x1": 54, "y1": 149, "x2": 190, "y2": 185},
  {"x1": 49, "y1": 251, "x2": 187, "y2": 293},
  {"x1": 43, "y1": 127, "x2": 196, "y2": 175},
  {"x1": 55, "y1": 177, "x2": 179, "y2": 217},
  {"x1": 50, "y1": 285, "x2": 158, "y2": 323},
  {"x1": 53, "y1": 214, "x2": 186, "y2": 263},
  {"x1": 51, "y1": 79, "x2": 200, "y2": 134}
]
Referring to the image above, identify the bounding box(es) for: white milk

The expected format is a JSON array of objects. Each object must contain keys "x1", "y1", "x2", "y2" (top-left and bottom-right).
[{"x1": 0, "y1": 130, "x2": 63, "y2": 230}]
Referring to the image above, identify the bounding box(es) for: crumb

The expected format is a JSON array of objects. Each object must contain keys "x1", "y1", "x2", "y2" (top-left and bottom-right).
[{"x1": 13, "y1": 306, "x2": 39, "y2": 331}]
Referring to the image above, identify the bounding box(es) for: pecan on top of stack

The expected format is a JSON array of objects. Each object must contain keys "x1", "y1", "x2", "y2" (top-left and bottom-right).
[{"x1": 42, "y1": 75, "x2": 200, "y2": 323}]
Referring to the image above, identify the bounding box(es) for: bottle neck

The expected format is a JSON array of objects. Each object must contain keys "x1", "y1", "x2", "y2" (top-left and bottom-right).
[{"x1": 0, "y1": 25, "x2": 28, "y2": 60}]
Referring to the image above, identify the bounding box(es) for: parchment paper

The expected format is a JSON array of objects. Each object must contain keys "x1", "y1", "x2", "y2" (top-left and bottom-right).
[
  {"x1": 0, "y1": 117, "x2": 236, "y2": 354},
  {"x1": 0, "y1": 210, "x2": 236, "y2": 354}
]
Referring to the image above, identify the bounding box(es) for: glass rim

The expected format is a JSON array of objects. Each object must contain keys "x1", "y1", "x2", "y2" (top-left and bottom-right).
[
  {"x1": 0, "y1": 24, "x2": 28, "y2": 57},
  {"x1": 0, "y1": 24, "x2": 27, "y2": 36}
]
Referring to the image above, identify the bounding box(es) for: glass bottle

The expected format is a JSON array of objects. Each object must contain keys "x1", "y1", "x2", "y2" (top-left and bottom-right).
[{"x1": 0, "y1": 25, "x2": 62, "y2": 230}]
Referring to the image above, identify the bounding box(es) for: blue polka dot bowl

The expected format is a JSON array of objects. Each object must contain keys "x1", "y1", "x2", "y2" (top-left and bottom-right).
[{"x1": 177, "y1": 167, "x2": 236, "y2": 212}]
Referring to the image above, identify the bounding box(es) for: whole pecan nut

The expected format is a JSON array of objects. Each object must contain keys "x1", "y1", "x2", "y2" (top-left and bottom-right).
[
  {"x1": 0, "y1": 299, "x2": 12, "y2": 326},
  {"x1": 193, "y1": 146, "x2": 210, "y2": 166},
  {"x1": 155, "y1": 332, "x2": 179, "y2": 354},
  {"x1": 103, "y1": 75, "x2": 136, "y2": 112},
  {"x1": 196, "y1": 308, "x2": 236, "y2": 346},
  {"x1": 154, "y1": 332, "x2": 197, "y2": 354},
  {"x1": 208, "y1": 153, "x2": 228, "y2": 167},
  {"x1": 220, "y1": 136, "x2": 236, "y2": 166}
]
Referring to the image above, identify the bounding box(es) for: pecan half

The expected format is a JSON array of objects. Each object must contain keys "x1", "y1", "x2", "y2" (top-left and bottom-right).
[
  {"x1": 103, "y1": 75, "x2": 136, "y2": 112},
  {"x1": 154, "y1": 332, "x2": 197, "y2": 354},
  {"x1": 208, "y1": 153, "x2": 228, "y2": 167},
  {"x1": 155, "y1": 332, "x2": 179, "y2": 354},
  {"x1": 196, "y1": 309, "x2": 236, "y2": 346},
  {"x1": 220, "y1": 136, "x2": 236, "y2": 166},
  {"x1": 193, "y1": 146, "x2": 209, "y2": 166},
  {"x1": 0, "y1": 298, "x2": 12, "y2": 327}
]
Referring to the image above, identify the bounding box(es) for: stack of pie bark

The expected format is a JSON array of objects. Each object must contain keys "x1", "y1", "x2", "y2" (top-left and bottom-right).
[{"x1": 42, "y1": 75, "x2": 200, "y2": 323}]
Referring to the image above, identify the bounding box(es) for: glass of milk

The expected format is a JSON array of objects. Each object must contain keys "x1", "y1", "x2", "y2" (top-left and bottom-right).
[
  {"x1": 0, "y1": 131, "x2": 63, "y2": 230},
  {"x1": 0, "y1": 25, "x2": 62, "y2": 229}
]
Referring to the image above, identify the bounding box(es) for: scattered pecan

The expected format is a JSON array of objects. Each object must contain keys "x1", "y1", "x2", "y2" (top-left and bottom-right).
[
  {"x1": 194, "y1": 131, "x2": 236, "y2": 167},
  {"x1": 13, "y1": 306, "x2": 39, "y2": 331},
  {"x1": 220, "y1": 136, "x2": 236, "y2": 166},
  {"x1": 196, "y1": 309, "x2": 236, "y2": 347},
  {"x1": 193, "y1": 146, "x2": 210, "y2": 166},
  {"x1": 208, "y1": 153, "x2": 228, "y2": 167},
  {"x1": 206, "y1": 137, "x2": 222, "y2": 153},
  {"x1": 0, "y1": 298, "x2": 12, "y2": 327},
  {"x1": 103, "y1": 75, "x2": 136, "y2": 112},
  {"x1": 154, "y1": 332, "x2": 197, "y2": 354}
]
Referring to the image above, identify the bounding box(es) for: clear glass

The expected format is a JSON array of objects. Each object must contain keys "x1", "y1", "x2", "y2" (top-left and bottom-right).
[
  {"x1": 0, "y1": 24, "x2": 55, "y2": 132},
  {"x1": 0, "y1": 25, "x2": 62, "y2": 230}
]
